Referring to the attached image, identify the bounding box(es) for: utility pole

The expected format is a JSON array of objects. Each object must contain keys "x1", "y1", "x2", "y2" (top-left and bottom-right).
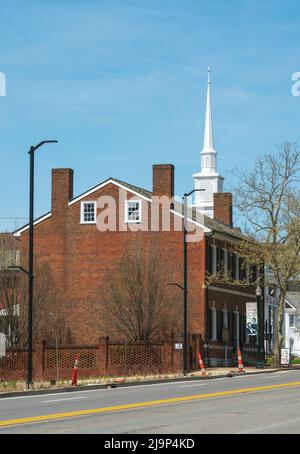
[{"x1": 27, "y1": 140, "x2": 58, "y2": 387}]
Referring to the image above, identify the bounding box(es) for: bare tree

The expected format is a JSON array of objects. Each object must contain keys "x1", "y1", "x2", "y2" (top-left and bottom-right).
[
  {"x1": 101, "y1": 239, "x2": 180, "y2": 342},
  {"x1": 233, "y1": 142, "x2": 300, "y2": 365},
  {"x1": 0, "y1": 233, "x2": 70, "y2": 347}
]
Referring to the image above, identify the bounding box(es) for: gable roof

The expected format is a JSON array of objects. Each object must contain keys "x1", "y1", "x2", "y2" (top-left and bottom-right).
[
  {"x1": 13, "y1": 176, "x2": 243, "y2": 240},
  {"x1": 286, "y1": 288, "x2": 300, "y2": 311}
]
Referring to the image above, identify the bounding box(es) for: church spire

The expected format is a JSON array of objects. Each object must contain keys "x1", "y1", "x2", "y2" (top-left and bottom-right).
[
  {"x1": 192, "y1": 67, "x2": 224, "y2": 218},
  {"x1": 203, "y1": 66, "x2": 215, "y2": 153},
  {"x1": 200, "y1": 66, "x2": 217, "y2": 173}
]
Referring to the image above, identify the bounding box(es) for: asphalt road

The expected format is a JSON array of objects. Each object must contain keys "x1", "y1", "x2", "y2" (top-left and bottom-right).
[{"x1": 1, "y1": 369, "x2": 300, "y2": 434}]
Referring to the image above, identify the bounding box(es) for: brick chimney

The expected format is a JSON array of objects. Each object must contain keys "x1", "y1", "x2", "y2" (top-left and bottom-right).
[
  {"x1": 51, "y1": 168, "x2": 74, "y2": 217},
  {"x1": 152, "y1": 164, "x2": 174, "y2": 199},
  {"x1": 213, "y1": 192, "x2": 233, "y2": 226}
]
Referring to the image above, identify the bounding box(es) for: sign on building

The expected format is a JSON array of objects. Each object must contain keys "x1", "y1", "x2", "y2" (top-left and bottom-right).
[
  {"x1": 281, "y1": 348, "x2": 290, "y2": 366},
  {"x1": 174, "y1": 343, "x2": 183, "y2": 350},
  {"x1": 0, "y1": 332, "x2": 6, "y2": 357},
  {"x1": 246, "y1": 302, "x2": 258, "y2": 336}
]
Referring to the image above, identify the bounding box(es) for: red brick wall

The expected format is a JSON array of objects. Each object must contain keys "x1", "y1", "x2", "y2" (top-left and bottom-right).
[
  {"x1": 213, "y1": 193, "x2": 233, "y2": 226},
  {"x1": 18, "y1": 179, "x2": 206, "y2": 345},
  {"x1": 152, "y1": 164, "x2": 174, "y2": 199},
  {"x1": 16, "y1": 168, "x2": 254, "y2": 351},
  {"x1": 0, "y1": 335, "x2": 184, "y2": 381}
]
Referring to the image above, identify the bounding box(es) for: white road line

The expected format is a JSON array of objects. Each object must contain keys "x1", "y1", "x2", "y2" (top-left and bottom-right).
[
  {"x1": 42, "y1": 397, "x2": 88, "y2": 403},
  {"x1": 1, "y1": 371, "x2": 298, "y2": 402},
  {"x1": 0, "y1": 380, "x2": 204, "y2": 401},
  {"x1": 178, "y1": 383, "x2": 206, "y2": 388},
  {"x1": 260, "y1": 375, "x2": 282, "y2": 379}
]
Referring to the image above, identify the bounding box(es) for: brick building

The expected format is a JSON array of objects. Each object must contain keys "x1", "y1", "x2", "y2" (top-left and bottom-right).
[
  {"x1": 10, "y1": 160, "x2": 258, "y2": 366},
  {"x1": 2, "y1": 70, "x2": 259, "y2": 368}
]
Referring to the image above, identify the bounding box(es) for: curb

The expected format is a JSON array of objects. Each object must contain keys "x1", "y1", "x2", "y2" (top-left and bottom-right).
[{"x1": 0, "y1": 366, "x2": 298, "y2": 399}]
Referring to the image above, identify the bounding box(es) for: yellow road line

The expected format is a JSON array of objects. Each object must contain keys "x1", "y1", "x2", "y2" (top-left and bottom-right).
[{"x1": 1, "y1": 380, "x2": 300, "y2": 428}]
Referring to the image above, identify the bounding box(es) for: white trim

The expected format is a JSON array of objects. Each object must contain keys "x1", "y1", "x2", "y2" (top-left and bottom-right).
[
  {"x1": 80, "y1": 201, "x2": 97, "y2": 224},
  {"x1": 69, "y1": 179, "x2": 152, "y2": 206},
  {"x1": 14, "y1": 213, "x2": 51, "y2": 237},
  {"x1": 285, "y1": 300, "x2": 297, "y2": 311},
  {"x1": 208, "y1": 286, "x2": 255, "y2": 298},
  {"x1": 14, "y1": 178, "x2": 212, "y2": 236},
  {"x1": 170, "y1": 209, "x2": 211, "y2": 233},
  {"x1": 125, "y1": 199, "x2": 142, "y2": 224}
]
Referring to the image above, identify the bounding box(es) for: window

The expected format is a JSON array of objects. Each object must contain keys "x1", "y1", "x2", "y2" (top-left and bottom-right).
[
  {"x1": 289, "y1": 315, "x2": 295, "y2": 328},
  {"x1": 125, "y1": 200, "x2": 141, "y2": 223},
  {"x1": 0, "y1": 251, "x2": 20, "y2": 270},
  {"x1": 81, "y1": 201, "x2": 97, "y2": 224}
]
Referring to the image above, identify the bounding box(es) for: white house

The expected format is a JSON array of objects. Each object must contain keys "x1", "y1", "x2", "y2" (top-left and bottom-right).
[{"x1": 284, "y1": 287, "x2": 300, "y2": 357}]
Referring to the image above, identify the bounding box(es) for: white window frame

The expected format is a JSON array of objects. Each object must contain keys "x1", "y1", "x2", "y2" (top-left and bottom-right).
[
  {"x1": 125, "y1": 199, "x2": 142, "y2": 223},
  {"x1": 80, "y1": 201, "x2": 97, "y2": 224},
  {"x1": 289, "y1": 314, "x2": 295, "y2": 328}
]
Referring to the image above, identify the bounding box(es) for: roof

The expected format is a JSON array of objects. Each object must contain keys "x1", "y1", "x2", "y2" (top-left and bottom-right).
[
  {"x1": 286, "y1": 291, "x2": 300, "y2": 310},
  {"x1": 13, "y1": 176, "x2": 244, "y2": 240}
]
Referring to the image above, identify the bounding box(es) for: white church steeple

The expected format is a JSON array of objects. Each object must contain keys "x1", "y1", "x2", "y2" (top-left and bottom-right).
[{"x1": 193, "y1": 67, "x2": 224, "y2": 218}]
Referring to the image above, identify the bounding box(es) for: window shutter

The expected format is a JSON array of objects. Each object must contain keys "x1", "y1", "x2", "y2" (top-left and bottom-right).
[
  {"x1": 241, "y1": 313, "x2": 246, "y2": 345},
  {"x1": 220, "y1": 248, "x2": 224, "y2": 272},
  {"x1": 231, "y1": 254, "x2": 236, "y2": 280},
  {"x1": 217, "y1": 309, "x2": 223, "y2": 342},
  {"x1": 206, "y1": 243, "x2": 213, "y2": 275},
  {"x1": 232, "y1": 312, "x2": 237, "y2": 344},
  {"x1": 228, "y1": 312, "x2": 233, "y2": 343},
  {"x1": 216, "y1": 248, "x2": 220, "y2": 273},
  {"x1": 208, "y1": 308, "x2": 213, "y2": 340}
]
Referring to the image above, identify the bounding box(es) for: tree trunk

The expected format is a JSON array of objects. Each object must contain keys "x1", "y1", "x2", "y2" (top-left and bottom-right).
[{"x1": 273, "y1": 291, "x2": 286, "y2": 367}]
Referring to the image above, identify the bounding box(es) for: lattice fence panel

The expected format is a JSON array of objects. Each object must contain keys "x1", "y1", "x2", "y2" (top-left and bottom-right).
[
  {"x1": 0, "y1": 350, "x2": 27, "y2": 371},
  {"x1": 45, "y1": 348, "x2": 97, "y2": 369},
  {"x1": 109, "y1": 344, "x2": 163, "y2": 366}
]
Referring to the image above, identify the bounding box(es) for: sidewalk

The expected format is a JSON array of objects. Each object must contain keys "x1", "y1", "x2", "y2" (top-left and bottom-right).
[{"x1": 1, "y1": 365, "x2": 299, "y2": 398}]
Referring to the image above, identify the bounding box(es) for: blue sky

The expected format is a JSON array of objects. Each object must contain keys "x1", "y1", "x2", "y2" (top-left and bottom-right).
[{"x1": 0, "y1": 0, "x2": 300, "y2": 231}]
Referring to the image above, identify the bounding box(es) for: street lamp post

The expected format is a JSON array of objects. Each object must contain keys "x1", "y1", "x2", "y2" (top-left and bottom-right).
[
  {"x1": 183, "y1": 189, "x2": 204, "y2": 376},
  {"x1": 256, "y1": 285, "x2": 265, "y2": 366},
  {"x1": 27, "y1": 140, "x2": 58, "y2": 387}
]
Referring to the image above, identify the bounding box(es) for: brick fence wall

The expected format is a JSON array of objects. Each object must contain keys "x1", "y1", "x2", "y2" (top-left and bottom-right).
[
  {"x1": 0, "y1": 332, "x2": 188, "y2": 382},
  {"x1": 0, "y1": 334, "x2": 259, "y2": 382}
]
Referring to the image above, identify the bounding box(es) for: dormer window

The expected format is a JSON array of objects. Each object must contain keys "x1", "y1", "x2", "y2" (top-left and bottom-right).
[
  {"x1": 81, "y1": 201, "x2": 97, "y2": 224},
  {"x1": 125, "y1": 200, "x2": 141, "y2": 223}
]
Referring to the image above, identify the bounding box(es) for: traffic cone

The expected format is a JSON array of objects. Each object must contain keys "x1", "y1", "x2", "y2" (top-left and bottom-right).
[
  {"x1": 237, "y1": 347, "x2": 245, "y2": 373},
  {"x1": 198, "y1": 351, "x2": 207, "y2": 377},
  {"x1": 71, "y1": 354, "x2": 80, "y2": 385}
]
